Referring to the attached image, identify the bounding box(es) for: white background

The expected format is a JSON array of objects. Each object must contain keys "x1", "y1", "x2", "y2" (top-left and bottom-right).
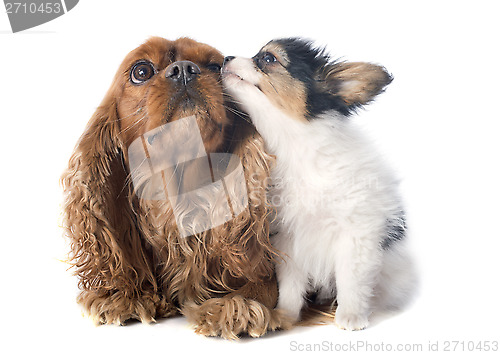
[{"x1": 1, "y1": 0, "x2": 499, "y2": 353}]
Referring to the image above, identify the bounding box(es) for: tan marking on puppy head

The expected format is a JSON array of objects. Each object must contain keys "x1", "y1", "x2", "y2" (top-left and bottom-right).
[
  {"x1": 260, "y1": 42, "x2": 290, "y2": 65},
  {"x1": 253, "y1": 43, "x2": 308, "y2": 121},
  {"x1": 257, "y1": 73, "x2": 307, "y2": 121}
]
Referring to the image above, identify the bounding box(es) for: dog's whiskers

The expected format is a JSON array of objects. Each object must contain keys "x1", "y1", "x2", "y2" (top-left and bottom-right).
[
  {"x1": 122, "y1": 157, "x2": 149, "y2": 196},
  {"x1": 118, "y1": 113, "x2": 148, "y2": 136},
  {"x1": 223, "y1": 104, "x2": 253, "y2": 125}
]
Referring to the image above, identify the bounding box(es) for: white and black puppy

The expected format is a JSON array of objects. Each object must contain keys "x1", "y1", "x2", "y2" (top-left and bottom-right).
[{"x1": 222, "y1": 38, "x2": 416, "y2": 331}]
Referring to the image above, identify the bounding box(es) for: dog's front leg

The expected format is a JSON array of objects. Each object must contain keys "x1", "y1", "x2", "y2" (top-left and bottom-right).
[{"x1": 182, "y1": 274, "x2": 292, "y2": 339}]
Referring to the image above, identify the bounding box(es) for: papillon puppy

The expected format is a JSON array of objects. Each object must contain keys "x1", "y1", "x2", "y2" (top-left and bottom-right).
[{"x1": 222, "y1": 38, "x2": 416, "y2": 331}]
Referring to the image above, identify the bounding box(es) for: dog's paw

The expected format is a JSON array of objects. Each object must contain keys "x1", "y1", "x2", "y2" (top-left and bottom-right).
[
  {"x1": 79, "y1": 291, "x2": 177, "y2": 325},
  {"x1": 182, "y1": 295, "x2": 292, "y2": 339},
  {"x1": 334, "y1": 307, "x2": 369, "y2": 331}
]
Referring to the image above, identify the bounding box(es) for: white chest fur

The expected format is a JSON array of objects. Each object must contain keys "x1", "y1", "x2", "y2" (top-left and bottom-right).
[{"x1": 245, "y1": 101, "x2": 413, "y2": 330}]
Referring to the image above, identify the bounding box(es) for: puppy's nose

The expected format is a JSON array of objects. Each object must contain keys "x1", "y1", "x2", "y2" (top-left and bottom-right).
[
  {"x1": 224, "y1": 56, "x2": 235, "y2": 64},
  {"x1": 165, "y1": 60, "x2": 201, "y2": 85}
]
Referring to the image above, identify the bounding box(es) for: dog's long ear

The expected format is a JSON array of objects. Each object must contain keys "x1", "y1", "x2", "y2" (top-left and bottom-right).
[
  {"x1": 208, "y1": 118, "x2": 276, "y2": 284},
  {"x1": 61, "y1": 81, "x2": 156, "y2": 305},
  {"x1": 319, "y1": 62, "x2": 393, "y2": 109}
]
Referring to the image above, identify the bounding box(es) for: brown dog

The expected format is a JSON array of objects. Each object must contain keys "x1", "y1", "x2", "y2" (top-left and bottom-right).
[{"x1": 61, "y1": 37, "x2": 289, "y2": 339}]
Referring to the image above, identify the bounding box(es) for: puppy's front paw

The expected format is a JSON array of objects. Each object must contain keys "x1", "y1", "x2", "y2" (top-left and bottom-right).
[{"x1": 334, "y1": 307, "x2": 369, "y2": 331}]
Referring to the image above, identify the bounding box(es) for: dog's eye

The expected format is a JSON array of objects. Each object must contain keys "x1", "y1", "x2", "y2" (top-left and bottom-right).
[
  {"x1": 206, "y1": 63, "x2": 222, "y2": 73},
  {"x1": 130, "y1": 61, "x2": 156, "y2": 84},
  {"x1": 262, "y1": 53, "x2": 277, "y2": 64}
]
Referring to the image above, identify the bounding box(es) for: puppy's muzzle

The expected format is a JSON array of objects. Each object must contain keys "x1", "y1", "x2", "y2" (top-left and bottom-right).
[
  {"x1": 223, "y1": 56, "x2": 235, "y2": 64},
  {"x1": 165, "y1": 60, "x2": 201, "y2": 85}
]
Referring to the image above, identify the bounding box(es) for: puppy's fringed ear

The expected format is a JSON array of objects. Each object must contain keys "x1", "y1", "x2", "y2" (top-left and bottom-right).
[{"x1": 320, "y1": 62, "x2": 393, "y2": 109}]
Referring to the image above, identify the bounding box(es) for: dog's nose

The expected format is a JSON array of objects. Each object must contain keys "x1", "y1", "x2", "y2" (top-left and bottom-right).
[
  {"x1": 165, "y1": 60, "x2": 201, "y2": 85},
  {"x1": 224, "y1": 56, "x2": 235, "y2": 64}
]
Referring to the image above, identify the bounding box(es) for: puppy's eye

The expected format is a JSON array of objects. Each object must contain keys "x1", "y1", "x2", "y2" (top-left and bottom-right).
[
  {"x1": 262, "y1": 53, "x2": 277, "y2": 63},
  {"x1": 206, "y1": 63, "x2": 222, "y2": 73},
  {"x1": 130, "y1": 61, "x2": 156, "y2": 84}
]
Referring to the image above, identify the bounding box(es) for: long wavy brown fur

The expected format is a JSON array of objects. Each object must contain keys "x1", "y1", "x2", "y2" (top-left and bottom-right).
[{"x1": 61, "y1": 37, "x2": 291, "y2": 337}]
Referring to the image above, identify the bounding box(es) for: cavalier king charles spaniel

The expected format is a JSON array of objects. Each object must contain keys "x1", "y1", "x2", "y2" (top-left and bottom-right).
[{"x1": 61, "y1": 37, "x2": 290, "y2": 339}]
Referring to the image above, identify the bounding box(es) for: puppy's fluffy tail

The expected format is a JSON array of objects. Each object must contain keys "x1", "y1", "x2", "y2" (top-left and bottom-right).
[{"x1": 375, "y1": 241, "x2": 419, "y2": 312}]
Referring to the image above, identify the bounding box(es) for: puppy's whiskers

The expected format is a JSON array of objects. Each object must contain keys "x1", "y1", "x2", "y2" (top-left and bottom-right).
[
  {"x1": 221, "y1": 77, "x2": 247, "y2": 91},
  {"x1": 268, "y1": 81, "x2": 279, "y2": 95},
  {"x1": 222, "y1": 92, "x2": 243, "y2": 103}
]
